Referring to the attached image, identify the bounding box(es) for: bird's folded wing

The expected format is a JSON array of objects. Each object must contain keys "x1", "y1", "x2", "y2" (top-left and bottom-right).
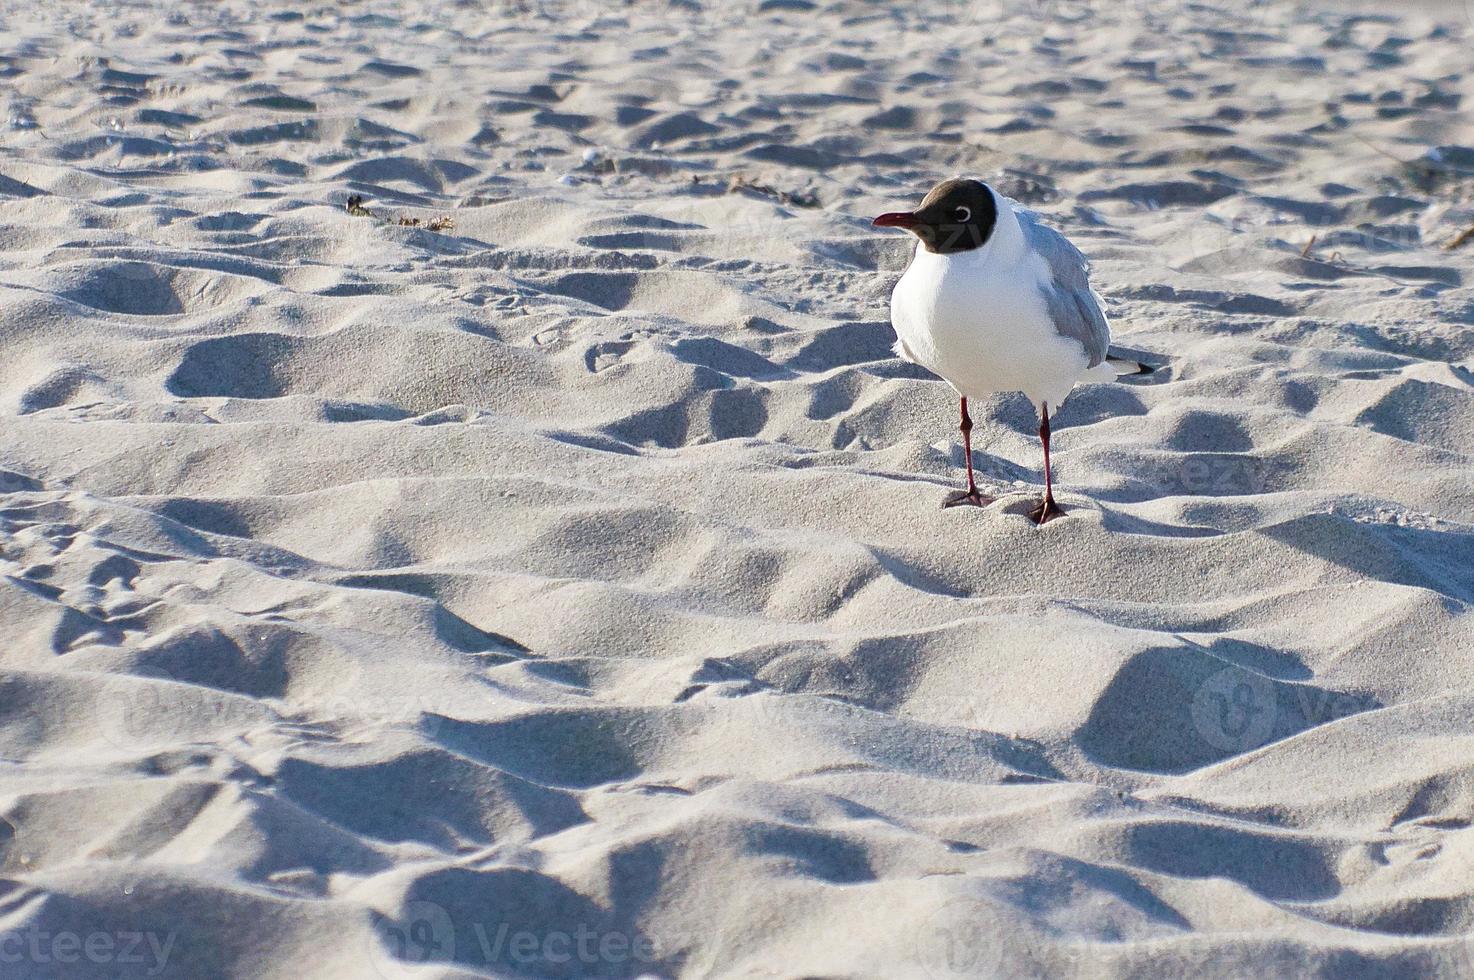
[{"x1": 1018, "y1": 209, "x2": 1111, "y2": 369}]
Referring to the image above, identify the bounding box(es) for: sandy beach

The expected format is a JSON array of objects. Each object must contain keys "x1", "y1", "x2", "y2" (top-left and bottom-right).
[{"x1": 1, "y1": 0, "x2": 1473, "y2": 976}]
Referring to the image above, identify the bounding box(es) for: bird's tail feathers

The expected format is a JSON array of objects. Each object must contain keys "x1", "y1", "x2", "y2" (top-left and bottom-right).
[
  {"x1": 1103, "y1": 344, "x2": 1162, "y2": 378},
  {"x1": 1105, "y1": 355, "x2": 1155, "y2": 376}
]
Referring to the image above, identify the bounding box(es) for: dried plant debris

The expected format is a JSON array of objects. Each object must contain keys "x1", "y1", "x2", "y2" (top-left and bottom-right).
[
  {"x1": 396, "y1": 215, "x2": 455, "y2": 231},
  {"x1": 726, "y1": 174, "x2": 821, "y2": 208},
  {"x1": 1360, "y1": 140, "x2": 1474, "y2": 195},
  {"x1": 1444, "y1": 224, "x2": 1474, "y2": 251},
  {"x1": 344, "y1": 193, "x2": 454, "y2": 232}
]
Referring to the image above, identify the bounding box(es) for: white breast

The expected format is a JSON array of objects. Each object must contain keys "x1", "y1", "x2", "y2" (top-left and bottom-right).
[{"x1": 890, "y1": 240, "x2": 1095, "y2": 414}]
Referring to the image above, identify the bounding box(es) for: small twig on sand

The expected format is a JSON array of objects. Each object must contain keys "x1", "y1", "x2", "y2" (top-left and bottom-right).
[
  {"x1": 1300, "y1": 235, "x2": 1316, "y2": 257},
  {"x1": 1352, "y1": 133, "x2": 1414, "y2": 167},
  {"x1": 1444, "y1": 224, "x2": 1474, "y2": 251},
  {"x1": 1350, "y1": 133, "x2": 1443, "y2": 190}
]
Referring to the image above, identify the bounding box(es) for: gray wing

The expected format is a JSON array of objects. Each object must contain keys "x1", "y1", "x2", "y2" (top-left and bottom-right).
[{"x1": 1017, "y1": 209, "x2": 1110, "y2": 368}]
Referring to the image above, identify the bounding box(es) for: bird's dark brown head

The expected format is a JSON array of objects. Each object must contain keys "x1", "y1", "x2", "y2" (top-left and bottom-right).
[{"x1": 873, "y1": 178, "x2": 998, "y2": 254}]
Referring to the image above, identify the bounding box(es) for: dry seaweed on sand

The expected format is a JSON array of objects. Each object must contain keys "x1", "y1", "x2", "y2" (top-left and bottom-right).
[
  {"x1": 344, "y1": 193, "x2": 454, "y2": 233},
  {"x1": 1444, "y1": 224, "x2": 1474, "y2": 251},
  {"x1": 725, "y1": 174, "x2": 821, "y2": 208}
]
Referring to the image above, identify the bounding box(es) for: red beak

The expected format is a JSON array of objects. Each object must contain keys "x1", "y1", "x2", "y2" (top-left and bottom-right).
[{"x1": 873, "y1": 211, "x2": 921, "y2": 229}]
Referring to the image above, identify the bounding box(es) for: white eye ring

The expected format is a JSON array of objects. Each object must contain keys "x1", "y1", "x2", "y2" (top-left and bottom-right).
[{"x1": 954, "y1": 206, "x2": 972, "y2": 222}]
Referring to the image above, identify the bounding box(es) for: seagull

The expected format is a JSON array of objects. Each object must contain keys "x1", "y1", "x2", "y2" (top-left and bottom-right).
[{"x1": 873, "y1": 176, "x2": 1149, "y2": 524}]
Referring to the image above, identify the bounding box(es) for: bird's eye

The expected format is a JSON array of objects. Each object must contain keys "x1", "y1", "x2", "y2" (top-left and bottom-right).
[{"x1": 954, "y1": 206, "x2": 972, "y2": 222}]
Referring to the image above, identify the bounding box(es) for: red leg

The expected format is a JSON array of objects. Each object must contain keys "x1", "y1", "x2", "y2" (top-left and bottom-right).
[
  {"x1": 943, "y1": 396, "x2": 994, "y2": 509},
  {"x1": 1029, "y1": 403, "x2": 1064, "y2": 524}
]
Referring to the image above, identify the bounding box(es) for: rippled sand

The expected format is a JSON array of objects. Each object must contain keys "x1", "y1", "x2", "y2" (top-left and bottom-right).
[{"x1": 1, "y1": 0, "x2": 1473, "y2": 977}]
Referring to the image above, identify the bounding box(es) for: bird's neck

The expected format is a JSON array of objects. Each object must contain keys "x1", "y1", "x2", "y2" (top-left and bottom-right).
[{"x1": 978, "y1": 200, "x2": 1027, "y2": 268}]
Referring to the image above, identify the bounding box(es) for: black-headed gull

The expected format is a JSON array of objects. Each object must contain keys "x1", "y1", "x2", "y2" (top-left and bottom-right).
[{"x1": 874, "y1": 177, "x2": 1148, "y2": 524}]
